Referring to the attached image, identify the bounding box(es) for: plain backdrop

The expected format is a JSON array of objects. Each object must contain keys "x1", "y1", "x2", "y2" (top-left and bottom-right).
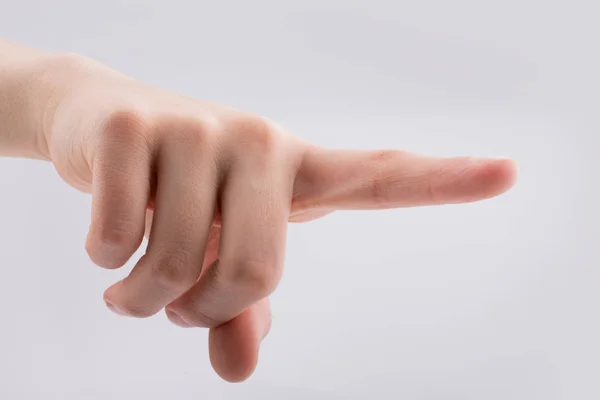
[{"x1": 1, "y1": 1, "x2": 598, "y2": 399}]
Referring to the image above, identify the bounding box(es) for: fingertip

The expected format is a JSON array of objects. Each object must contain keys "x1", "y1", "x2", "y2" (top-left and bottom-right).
[
  {"x1": 209, "y1": 317, "x2": 260, "y2": 383},
  {"x1": 102, "y1": 280, "x2": 156, "y2": 318},
  {"x1": 85, "y1": 225, "x2": 142, "y2": 270},
  {"x1": 165, "y1": 308, "x2": 193, "y2": 328},
  {"x1": 476, "y1": 157, "x2": 518, "y2": 198},
  {"x1": 497, "y1": 157, "x2": 519, "y2": 187},
  {"x1": 102, "y1": 283, "x2": 121, "y2": 312},
  {"x1": 86, "y1": 241, "x2": 126, "y2": 270},
  {"x1": 209, "y1": 300, "x2": 271, "y2": 382}
]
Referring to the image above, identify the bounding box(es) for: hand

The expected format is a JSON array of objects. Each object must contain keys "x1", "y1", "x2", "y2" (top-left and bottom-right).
[{"x1": 38, "y1": 54, "x2": 517, "y2": 381}]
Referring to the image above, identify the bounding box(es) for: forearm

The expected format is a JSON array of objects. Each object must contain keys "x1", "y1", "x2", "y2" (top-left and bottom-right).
[{"x1": 0, "y1": 40, "x2": 59, "y2": 160}]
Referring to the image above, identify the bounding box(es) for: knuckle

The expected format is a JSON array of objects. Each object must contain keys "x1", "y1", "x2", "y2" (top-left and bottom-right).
[
  {"x1": 370, "y1": 149, "x2": 398, "y2": 163},
  {"x1": 425, "y1": 178, "x2": 440, "y2": 203},
  {"x1": 223, "y1": 257, "x2": 281, "y2": 298},
  {"x1": 368, "y1": 172, "x2": 395, "y2": 207},
  {"x1": 369, "y1": 176, "x2": 384, "y2": 204},
  {"x1": 367, "y1": 150, "x2": 402, "y2": 207},
  {"x1": 101, "y1": 109, "x2": 152, "y2": 145},
  {"x1": 150, "y1": 249, "x2": 197, "y2": 291},
  {"x1": 234, "y1": 115, "x2": 280, "y2": 155}
]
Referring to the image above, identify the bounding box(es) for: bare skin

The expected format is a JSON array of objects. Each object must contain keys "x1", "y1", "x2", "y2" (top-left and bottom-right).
[{"x1": 0, "y1": 40, "x2": 517, "y2": 382}]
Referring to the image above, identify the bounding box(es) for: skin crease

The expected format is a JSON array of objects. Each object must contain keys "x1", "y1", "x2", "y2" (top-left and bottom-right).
[{"x1": 0, "y1": 41, "x2": 518, "y2": 383}]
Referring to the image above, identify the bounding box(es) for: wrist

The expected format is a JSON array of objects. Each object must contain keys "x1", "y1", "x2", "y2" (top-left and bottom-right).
[{"x1": 0, "y1": 47, "x2": 82, "y2": 160}]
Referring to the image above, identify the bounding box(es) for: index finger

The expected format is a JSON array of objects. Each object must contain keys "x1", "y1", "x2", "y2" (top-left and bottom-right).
[{"x1": 293, "y1": 147, "x2": 517, "y2": 211}]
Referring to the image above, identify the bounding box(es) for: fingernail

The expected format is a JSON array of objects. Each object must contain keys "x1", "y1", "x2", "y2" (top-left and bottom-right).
[
  {"x1": 105, "y1": 299, "x2": 124, "y2": 316},
  {"x1": 262, "y1": 313, "x2": 272, "y2": 341},
  {"x1": 166, "y1": 309, "x2": 193, "y2": 328},
  {"x1": 471, "y1": 156, "x2": 506, "y2": 162}
]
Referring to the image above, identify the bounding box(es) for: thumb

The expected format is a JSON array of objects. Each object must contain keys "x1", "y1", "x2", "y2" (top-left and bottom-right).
[
  {"x1": 208, "y1": 298, "x2": 272, "y2": 383},
  {"x1": 294, "y1": 147, "x2": 517, "y2": 211}
]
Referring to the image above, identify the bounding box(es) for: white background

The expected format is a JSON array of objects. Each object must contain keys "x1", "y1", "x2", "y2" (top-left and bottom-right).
[{"x1": 1, "y1": 1, "x2": 598, "y2": 398}]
